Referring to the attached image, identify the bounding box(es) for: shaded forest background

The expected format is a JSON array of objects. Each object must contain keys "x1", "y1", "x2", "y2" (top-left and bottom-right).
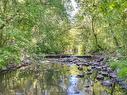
[{"x1": 0, "y1": 0, "x2": 127, "y2": 77}]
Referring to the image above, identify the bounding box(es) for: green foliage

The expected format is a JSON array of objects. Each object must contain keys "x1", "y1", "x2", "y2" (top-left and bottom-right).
[
  {"x1": 109, "y1": 58, "x2": 127, "y2": 78},
  {"x1": 0, "y1": 0, "x2": 127, "y2": 73},
  {"x1": 73, "y1": 0, "x2": 127, "y2": 54},
  {"x1": 0, "y1": 0, "x2": 70, "y2": 68}
]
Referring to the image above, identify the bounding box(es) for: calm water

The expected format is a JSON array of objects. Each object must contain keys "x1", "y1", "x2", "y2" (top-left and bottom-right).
[{"x1": 0, "y1": 59, "x2": 126, "y2": 95}]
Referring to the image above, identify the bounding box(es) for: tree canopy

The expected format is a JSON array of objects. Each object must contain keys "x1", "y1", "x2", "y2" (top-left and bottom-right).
[{"x1": 0, "y1": 0, "x2": 127, "y2": 67}]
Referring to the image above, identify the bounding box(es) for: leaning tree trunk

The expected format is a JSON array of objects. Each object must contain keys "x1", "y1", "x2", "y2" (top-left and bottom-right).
[
  {"x1": 109, "y1": 23, "x2": 119, "y2": 48},
  {"x1": 91, "y1": 17, "x2": 103, "y2": 51}
]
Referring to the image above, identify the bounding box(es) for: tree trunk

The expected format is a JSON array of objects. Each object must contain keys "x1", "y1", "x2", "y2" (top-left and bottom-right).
[
  {"x1": 91, "y1": 17, "x2": 103, "y2": 50},
  {"x1": 109, "y1": 23, "x2": 119, "y2": 48}
]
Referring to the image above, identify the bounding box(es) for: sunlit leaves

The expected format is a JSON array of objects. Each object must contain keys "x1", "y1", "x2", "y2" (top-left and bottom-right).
[{"x1": 17, "y1": 0, "x2": 25, "y2": 4}]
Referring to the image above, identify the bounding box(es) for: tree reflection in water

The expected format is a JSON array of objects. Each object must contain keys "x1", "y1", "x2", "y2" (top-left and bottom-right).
[
  {"x1": 0, "y1": 62, "x2": 126, "y2": 95},
  {"x1": 67, "y1": 75, "x2": 83, "y2": 95}
]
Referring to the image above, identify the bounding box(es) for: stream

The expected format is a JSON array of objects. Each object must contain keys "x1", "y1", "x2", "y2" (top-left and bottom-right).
[{"x1": 0, "y1": 58, "x2": 126, "y2": 95}]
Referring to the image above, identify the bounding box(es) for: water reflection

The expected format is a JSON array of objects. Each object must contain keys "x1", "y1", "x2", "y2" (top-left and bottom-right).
[
  {"x1": 67, "y1": 75, "x2": 83, "y2": 95},
  {"x1": 0, "y1": 62, "x2": 125, "y2": 95},
  {"x1": 67, "y1": 64, "x2": 82, "y2": 95}
]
